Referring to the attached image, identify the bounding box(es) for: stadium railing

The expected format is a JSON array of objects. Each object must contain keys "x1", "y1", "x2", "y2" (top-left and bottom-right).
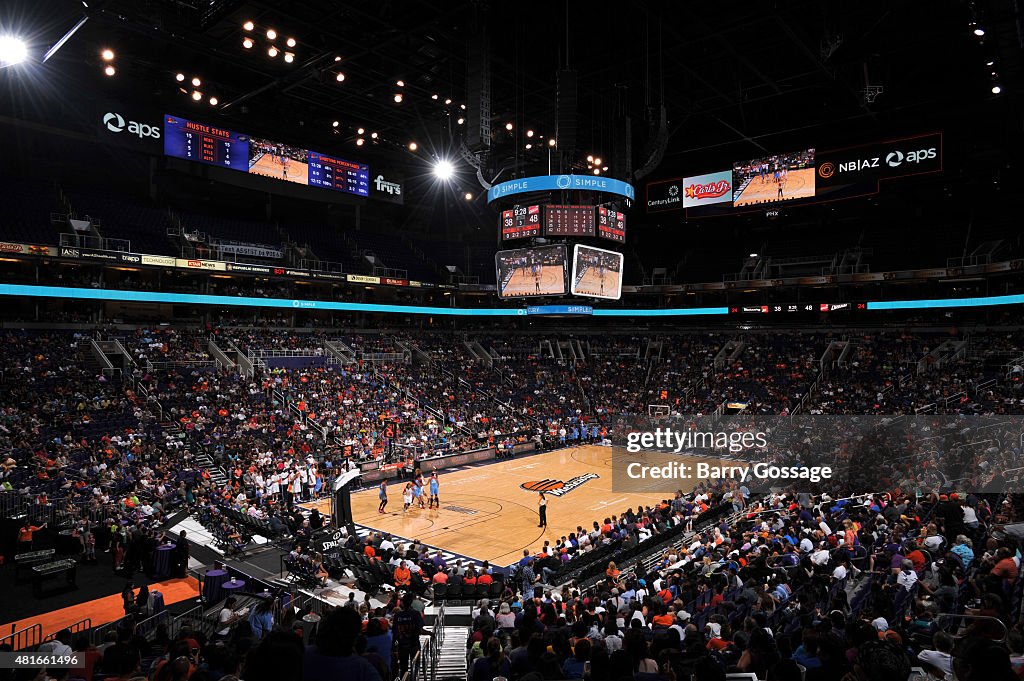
[{"x1": 0, "y1": 623, "x2": 43, "y2": 652}]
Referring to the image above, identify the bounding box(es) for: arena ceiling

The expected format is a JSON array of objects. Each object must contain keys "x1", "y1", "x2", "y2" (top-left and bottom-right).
[{"x1": 2, "y1": 0, "x2": 1021, "y2": 184}]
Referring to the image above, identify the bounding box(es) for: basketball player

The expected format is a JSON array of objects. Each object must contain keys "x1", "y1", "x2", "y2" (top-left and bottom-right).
[
  {"x1": 402, "y1": 482, "x2": 413, "y2": 512},
  {"x1": 598, "y1": 258, "x2": 606, "y2": 295},
  {"x1": 282, "y1": 157, "x2": 289, "y2": 180},
  {"x1": 411, "y1": 477, "x2": 424, "y2": 510},
  {"x1": 378, "y1": 480, "x2": 388, "y2": 513},
  {"x1": 428, "y1": 472, "x2": 440, "y2": 509},
  {"x1": 537, "y1": 491, "x2": 547, "y2": 528},
  {"x1": 777, "y1": 176, "x2": 784, "y2": 200}
]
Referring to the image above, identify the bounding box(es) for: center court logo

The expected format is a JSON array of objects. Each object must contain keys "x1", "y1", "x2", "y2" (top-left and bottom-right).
[{"x1": 521, "y1": 473, "x2": 599, "y2": 497}]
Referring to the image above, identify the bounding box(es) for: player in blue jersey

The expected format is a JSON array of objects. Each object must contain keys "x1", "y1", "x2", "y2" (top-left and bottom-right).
[{"x1": 428, "y1": 472, "x2": 440, "y2": 509}]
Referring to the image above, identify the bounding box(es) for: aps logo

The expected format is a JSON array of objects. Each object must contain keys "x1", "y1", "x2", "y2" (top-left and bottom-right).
[
  {"x1": 521, "y1": 473, "x2": 599, "y2": 497},
  {"x1": 103, "y1": 112, "x2": 161, "y2": 139}
]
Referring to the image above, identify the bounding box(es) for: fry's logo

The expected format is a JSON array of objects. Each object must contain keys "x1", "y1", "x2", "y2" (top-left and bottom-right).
[
  {"x1": 684, "y1": 180, "x2": 731, "y2": 201},
  {"x1": 521, "y1": 473, "x2": 599, "y2": 497}
]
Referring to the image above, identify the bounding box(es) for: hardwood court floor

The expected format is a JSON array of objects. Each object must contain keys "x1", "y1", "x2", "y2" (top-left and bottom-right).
[
  {"x1": 501, "y1": 265, "x2": 566, "y2": 297},
  {"x1": 733, "y1": 167, "x2": 816, "y2": 207},
  {"x1": 333, "y1": 446, "x2": 716, "y2": 566},
  {"x1": 573, "y1": 267, "x2": 622, "y2": 298},
  {"x1": 248, "y1": 153, "x2": 309, "y2": 184}
]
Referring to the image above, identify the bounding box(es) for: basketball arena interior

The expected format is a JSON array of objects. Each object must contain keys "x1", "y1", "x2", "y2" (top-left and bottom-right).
[{"x1": 1, "y1": 2, "x2": 1023, "y2": 681}]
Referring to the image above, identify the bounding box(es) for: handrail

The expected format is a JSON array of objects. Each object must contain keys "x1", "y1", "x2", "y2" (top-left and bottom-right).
[
  {"x1": 934, "y1": 614, "x2": 1008, "y2": 642},
  {"x1": 0, "y1": 623, "x2": 43, "y2": 651},
  {"x1": 43, "y1": 618, "x2": 92, "y2": 643}
]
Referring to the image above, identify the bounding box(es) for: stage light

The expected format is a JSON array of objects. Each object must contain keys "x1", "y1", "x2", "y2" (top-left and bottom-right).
[
  {"x1": 602, "y1": 166, "x2": 608, "y2": 171},
  {"x1": 101, "y1": 48, "x2": 114, "y2": 61},
  {"x1": 749, "y1": 253, "x2": 759, "y2": 258},
  {"x1": 394, "y1": 93, "x2": 403, "y2": 103},
  {"x1": 175, "y1": 72, "x2": 185, "y2": 82},
  {"x1": 268, "y1": 46, "x2": 278, "y2": 57},
  {"x1": 464, "y1": 192, "x2": 473, "y2": 201},
  {"x1": 526, "y1": 130, "x2": 534, "y2": 138},
  {"x1": 525, "y1": 144, "x2": 532, "y2": 150},
  {"x1": 433, "y1": 160, "x2": 454, "y2": 180},
  {"x1": 974, "y1": 27, "x2": 985, "y2": 36},
  {"x1": 286, "y1": 37, "x2": 296, "y2": 48},
  {"x1": 192, "y1": 90, "x2": 202, "y2": 100},
  {"x1": 242, "y1": 37, "x2": 253, "y2": 49},
  {"x1": 266, "y1": 29, "x2": 277, "y2": 40},
  {"x1": 0, "y1": 36, "x2": 28, "y2": 66},
  {"x1": 456, "y1": 117, "x2": 464, "y2": 125},
  {"x1": 396, "y1": 79, "x2": 404, "y2": 87},
  {"x1": 548, "y1": 138, "x2": 556, "y2": 147},
  {"x1": 357, "y1": 127, "x2": 364, "y2": 134},
  {"x1": 332, "y1": 120, "x2": 339, "y2": 127},
  {"x1": 370, "y1": 132, "x2": 378, "y2": 139},
  {"x1": 593, "y1": 168, "x2": 600, "y2": 175},
  {"x1": 335, "y1": 72, "x2": 345, "y2": 82},
  {"x1": 284, "y1": 52, "x2": 294, "y2": 63},
  {"x1": 505, "y1": 122, "x2": 513, "y2": 131},
  {"x1": 209, "y1": 96, "x2": 218, "y2": 106},
  {"x1": 431, "y1": 94, "x2": 438, "y2": 100},
  {"x1": 191, "y1": 76, "x2": 201, "y2": 87},
  {"x1": 992, "y1": 84, "x2": 1002, "y2": 94},
  {"x1": 408, "y1": 141, "x2": 418, "y2": 151},
  {"x1": 987, "y1": 60, "x2": 995, "y2": 66},
  {"x1": 586, "y1": 155, "x2": 594, "y2": 162},
  {"x1": 460, "y1": 104, "x2": 466, "y2": 110},
  {"x1": 243, "y1": 20, "x2": 254, "y2": 31},
  {"x1": 104, "y1": 65, "x2": 116, "y2": 76},
  {"x1": 593, "y1": 157, "x2": 602, "y2": 165},
  {"x1": 444, "y1": 98, "x2": 452, "y2": 105},
  {"x1": 356, "y1": 138, "x2": 364, "y2": 146}
]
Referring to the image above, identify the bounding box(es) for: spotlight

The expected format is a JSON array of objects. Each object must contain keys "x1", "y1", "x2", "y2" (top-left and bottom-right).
[
  {"x1": 266, "y1": 29, "x2": 277, "y2": 40},
  {"x1": 444, "y1": 98, "x2": 452, "y2": 105},
  {"x1": 335, "y1": 72, "x2": 345, "y2": 82},
  {"x1": 525, "y1": 144, "x2": 532, "y2": 150},
  {"x1": 357, "y1": 127, "x2": 364, "y2": 134},
  {"x1": 332, "y1": 120, "x2": 339, "y2": 127},
  {"x1": 548, "y1": 138, "x2": 556, "y2": 147},
  {"x1": 431, "y1": 94, "x2": 438, "y2": 100},
  {"x1": 464, "y1": 192, "x2": 473, "y2": 201},
  {"x1": 593, "y1": 168, "x2": 600, "y2": 175},
  {"x1": 334, "y1": 55, "x2": 341, "y2": 61},
  {"x1": 268, "y1": 46, "x2": 278, "y2": 57},
  {"x1": 587, "y1": 155, "x2": 594, "y2": 162},
  {"x1": 593, "y1": 157, "x2": 602, "y2": 165},
  {"x1": 396, "y1": 79, "x2": 404, "y2": 87},
  {"x1": 505, "y1": 122, "x2": 513, "y2": 131},
  {"x1": 243, "y1": 20, "x2": 254, "y2": 31},
  {"x1": 286, "y1": 37, "x2": 296, "y2": 48},
  {"x1": 175, "y1": 72, "x2": 185, "y2": 82},
  {"x1": 456, "y1": 117, "x2": 464, "y2": 125},
  {"x1": 433, "y1": 160, "x2": 454, "y2": 180},
  {"x1": 192, "y1": 90, "x2": 202, "y2": 101},
  {"x1": 394, "y1": 93, "x2": 403, "y2": 103},
  {"x1": 356, "y1": 138, "x2": 364, "y2": 146},
  {"x1": 242, "y1": 37, "x2": 253, "y2": 49},
  {"x1": 526, "y1": 130, "x2": 534, "y2": 138},
  {"x1": 974, "y1": 27, "x2": 985, "y2": 36},
  {"x1": 749, "y1": 253, "x2": 759, "y2": 258},
  {"x1": 104, "y1": 64, "x2": 116, "y2": 76},
  {"x1": 987, "y1": 60, "x2": 995, "y2": 66},
  {"x1": 370, "y1": 132, "x2": 378, "y2": 139},
  {"x1": 191, "y1": 76, "x2": 201, "y2": 87},
  {"x1": 460, "y1": 103, "x2": 466, "y2": 110},
  {"x1": 209, "y1": 96, "x2": 218, "y2": 106},
  {"x1": 408, "y1": 141, "x2": 418, "y2": 151},
  {"x1": 101, "y1": 48, "x2": 114, "y2": 61},
  {"x1": 284, "y1": 52, "x2": 294, "y2": 63},
  {"x1": 602, "y1": 166, "x2": 608, "y2": 171},
  {"x1": 992, "y1": 84, "x2": 1002, "y2": 94},
  {"x1": 0, "y1": 36, "x2": 29, "y2": 66}
]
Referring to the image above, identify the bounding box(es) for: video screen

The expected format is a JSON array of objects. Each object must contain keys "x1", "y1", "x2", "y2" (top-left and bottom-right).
[
  {"x1": 732, "y1": 149, "x2": 815, "y2": 207},
  {"x1": 571, "y1": 244, "x2": 623, "y2": 300},
  {"x1": 248, "y1": 138, "x2": 309, "y2": 184},
  {"x1": 495, "y1": 245, "x2": 567, "y2": 298},
  {"x1": 164, "y1": 115, "x2": 249, "y2": 172}
]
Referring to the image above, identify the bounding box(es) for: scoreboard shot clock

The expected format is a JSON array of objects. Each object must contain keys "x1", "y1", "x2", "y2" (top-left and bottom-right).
[
  {"x1": 501, "y1": 204, "x2": 542, "y2": 239},
  {"x1": 597, "y1": 207, "x2": 627, "y2": 242}
]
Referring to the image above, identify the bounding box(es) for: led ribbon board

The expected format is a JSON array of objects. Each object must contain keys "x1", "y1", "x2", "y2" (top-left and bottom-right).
[{"x1": 487, "y1": 174, "x2": 635, "y2": 203}]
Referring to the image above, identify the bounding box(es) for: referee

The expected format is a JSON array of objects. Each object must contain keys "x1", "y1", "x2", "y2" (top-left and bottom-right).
[{"x1": 537, "y1": 492, "x2": 547, "y2": 528}]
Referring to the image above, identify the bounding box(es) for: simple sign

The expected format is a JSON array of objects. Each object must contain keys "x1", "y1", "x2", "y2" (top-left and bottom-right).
[{"x1": 488, "y1": 174, "x2": 634, "y2": 203}]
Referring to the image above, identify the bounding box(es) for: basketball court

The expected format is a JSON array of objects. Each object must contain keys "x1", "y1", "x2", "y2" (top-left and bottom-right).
[
  {"x1": 249, "y1": 152, "x2": 309, "y2": 184},
  {"x1": 501, "y1": 264, "x2": 566, "y2": 297},
  {"x1": 733, "y1": 167, "x2": 815, "y2": 207},
  {"x1": 306, "y1": 445, "x2": 726, "y2": 566},
  {"x1": 574, "y1": 267, "x2": 621, "y2": 298}
]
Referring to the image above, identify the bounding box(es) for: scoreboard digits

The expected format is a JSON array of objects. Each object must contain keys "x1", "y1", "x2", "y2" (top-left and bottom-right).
[
  {"x1": 597, "y1": 207, "x2": 626, "y2": 242},
  {"x1": 308, "y1": 152, "x2": 370, "y2": 197},
  {"x1": 501, "y1": 204, "x2": 542, "y2": 239},
  {"x1": 544, "y1": 205, "x2": 595, "y2": 237},
  {"x1": 164, "y1": 116, "x2": 249, "y2": 172}
]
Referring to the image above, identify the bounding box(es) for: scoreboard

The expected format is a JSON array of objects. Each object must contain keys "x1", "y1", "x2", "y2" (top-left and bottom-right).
[
  {"x1": 308, "y1": 152, "x2": 370, "y2": 196},
  {"x1": 544, "y1": 205, "x2": 595, "y2": 237},
  {"x1": 597, "y1": 207, "x2": 626, "y2": 242},
  {"x1": 164, "y1": 115, "x2": 249, "y2": 172},
  {"x1": 501, "y1": 204, "x2": 542, "y2": 239}
]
